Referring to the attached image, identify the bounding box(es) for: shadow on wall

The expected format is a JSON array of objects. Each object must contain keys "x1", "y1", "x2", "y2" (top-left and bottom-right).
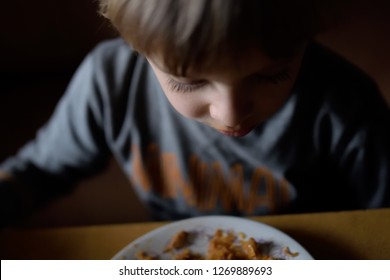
[
  {"x1": 0, "y1": 0, "x2": 389, "y2": 227},
  {"x1": 316, "y1": 0, "x2": 390, "y2": 104}
]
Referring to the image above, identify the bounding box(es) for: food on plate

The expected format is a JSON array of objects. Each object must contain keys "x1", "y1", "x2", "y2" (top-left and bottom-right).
[
  {"x1": 207, "y1": 229, "x2": 273, "y2": 260},
  {"x1": 136, "y1": 228, "x2": 299, "y2": 260},
  {"x1": 164, "y1": 230, "x2": 190, "y2": 252},
  {"x1": 136, "y1": 250, "x2": 158, "y2": 260}
]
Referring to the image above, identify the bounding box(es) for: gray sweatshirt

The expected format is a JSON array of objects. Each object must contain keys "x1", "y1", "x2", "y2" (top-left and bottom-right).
[{"x1": 1, "y1": 38, "x2": 389, "y2": 225}]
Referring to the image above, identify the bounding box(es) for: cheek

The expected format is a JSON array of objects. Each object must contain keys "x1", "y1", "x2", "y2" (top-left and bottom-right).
[
  {"x1": 252, "y1": 80, "x2": 295, "y2": 118},
  {"x1": 255, "y1": 57, "x2": 303, "y2": 112},
  {"x1": 160, "y1": 83, "x2": 208, "y2": 120}
]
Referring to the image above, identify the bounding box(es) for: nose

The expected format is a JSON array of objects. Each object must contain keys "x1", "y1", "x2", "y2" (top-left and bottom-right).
[{"x1": 209, "y1": 86, "x2": 252, "y2": 128}]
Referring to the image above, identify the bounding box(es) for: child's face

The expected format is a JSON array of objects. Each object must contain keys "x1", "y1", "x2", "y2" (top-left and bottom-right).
[{"x1": 148, "y1": 46, "x2": 305, "y2": 137}]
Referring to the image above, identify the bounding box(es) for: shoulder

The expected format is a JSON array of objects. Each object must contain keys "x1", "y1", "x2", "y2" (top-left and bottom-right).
[
  {"x1": 298, "y1": 41, "x2": 388, "y2": 120},
  {"x1": 88, "y1": 38, "x2": 147, "y2": 74},
  {"x1": 78, "y1": 38, "x2": 153, "y2": 101},
  {"x1": 294, "y1": 42, "x2": 390, "y2": 154},
  {"x1": 90, "y1": 38, "x2": 133, "y2": 59},
  {"x1": 301, "y1": 42, "x2": 379, "y2": 98}
]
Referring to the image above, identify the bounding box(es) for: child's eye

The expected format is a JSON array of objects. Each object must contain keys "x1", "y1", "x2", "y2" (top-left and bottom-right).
[
  {"x1": 255, "y1": 69, "x2": 291, "y2": 85},
  {"x1": 167, "y1": 78, "x2": 207, "y2": 93}
]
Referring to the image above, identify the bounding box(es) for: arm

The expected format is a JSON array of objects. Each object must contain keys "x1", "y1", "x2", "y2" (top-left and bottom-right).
[
  {"x1": 0, "y1": 46, "x2": 111, "y2": 227},
  {"x1": 293, "y1": 42, "x2": 390, "y2": 211},
  {"x1": 334, "y1": 93, "x2": 390, "y2": 209},
  {"x1": 313, "y1": 77, "x2": 390, "y2": 210}
]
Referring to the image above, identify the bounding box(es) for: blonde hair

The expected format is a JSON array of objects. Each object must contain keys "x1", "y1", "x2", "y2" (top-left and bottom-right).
[{"x1": 99, "y1": 0, "x2": 331, "y2": 76}]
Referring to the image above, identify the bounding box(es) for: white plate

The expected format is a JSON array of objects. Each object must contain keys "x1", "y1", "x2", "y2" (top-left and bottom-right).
[{"x1": 112, "y1": 215, "x2": 313, "y2": 260}]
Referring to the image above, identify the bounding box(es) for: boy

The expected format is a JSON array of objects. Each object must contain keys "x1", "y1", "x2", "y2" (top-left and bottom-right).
[{"x1": 1, "y1": 0, "x2": 389, "y2": 226}]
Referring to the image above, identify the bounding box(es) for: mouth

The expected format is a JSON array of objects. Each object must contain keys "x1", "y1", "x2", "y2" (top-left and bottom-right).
[{"x1": 218, "y1": 126, "x2": 255, "y2": 137}]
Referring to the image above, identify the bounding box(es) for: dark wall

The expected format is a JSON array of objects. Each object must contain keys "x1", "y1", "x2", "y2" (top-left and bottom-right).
[
  {"x1": 317, "y1": 0, "x2": 390, "y2": 104},
  {"x1": 0, "y1": 0, "x2": 116, "y2": 160},
  {"x1": 0, "y1": 0, "x2": 115, "y2": 73}
]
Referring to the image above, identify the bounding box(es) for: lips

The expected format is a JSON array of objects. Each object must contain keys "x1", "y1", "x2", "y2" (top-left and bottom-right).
[
  {"x1": 201, "y1": 119, "x2": 257, "y2": 137},
  {"x1": 218, "y1": 126, "x2": 255, "y2": 137}
]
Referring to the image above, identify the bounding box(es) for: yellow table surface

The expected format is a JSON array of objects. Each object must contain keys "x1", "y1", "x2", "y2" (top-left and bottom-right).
[{"x1": 1, "y1": 208, "x2": 389, "y2": 260}]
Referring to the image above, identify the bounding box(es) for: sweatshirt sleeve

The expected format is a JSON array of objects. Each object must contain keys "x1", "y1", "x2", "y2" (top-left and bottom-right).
[
  {"x1": 0, "y1": 43, "x2": 112, "y2": 226},
  {"x1": 294, "y1": 43, "x2": 390, "y2": 211},
  {"x1": 313, "y1": 72, "x2": 390, "y2": 210},
  {"x1": 335, "y1": 92, "x2": 390, "y2": 209}
]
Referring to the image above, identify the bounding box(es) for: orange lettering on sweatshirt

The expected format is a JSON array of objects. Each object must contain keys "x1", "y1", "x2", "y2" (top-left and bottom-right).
[{"x1": 131, "y1": 143, "x2": 292, "y2": 214}]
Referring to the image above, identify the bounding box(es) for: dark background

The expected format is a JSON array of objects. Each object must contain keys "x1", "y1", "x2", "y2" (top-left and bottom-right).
[{"x1": 0, "y1": 0, "x2": 389, "y2": 227}]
